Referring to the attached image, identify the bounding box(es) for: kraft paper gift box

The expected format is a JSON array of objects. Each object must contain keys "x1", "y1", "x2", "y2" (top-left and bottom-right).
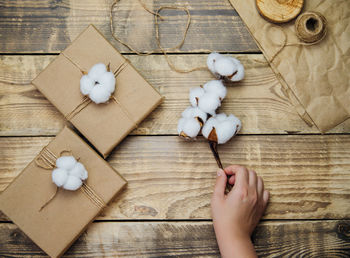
[
  {"x1": 32, "y1": 25, "x2": 163, "y2": 158},
  {"x1": 0, "y1": 127, "x2": 127, "y2": 258}
]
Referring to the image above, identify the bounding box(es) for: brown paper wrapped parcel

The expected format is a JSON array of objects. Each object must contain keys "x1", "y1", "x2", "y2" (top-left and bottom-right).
[
  {"x1": 32, "y1": 25, "x2": 163, "y2": 157},
  {"x1": 0, "y1": 127, "x2": 127, "y2": 257}
]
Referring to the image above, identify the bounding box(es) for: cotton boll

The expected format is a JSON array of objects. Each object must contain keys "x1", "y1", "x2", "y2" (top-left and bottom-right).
[
  {"x1": 98, "y1": 71, "x2": 116, "y2": 94},
  {"x1": 214, "y1": 57, "x2": 237, "y2": 77},
  {"x1": 56, "y1": 156, "x2": 77, "y2": 170},
  {"x1": 189, "y1": 87, "x2": 205, "y2": 107},
  {"x1": 177, "y1": 117, "x2": 186, "y2": 135},
  {"x1": 229, "y1": 61, "x2": 244, "y2": 82},
  {"x1": 69, "y1": 162, "x2": 87, "y2": 180},
  {"x1": 181, "y1": 106, "x2": 207, "y2": 124},
  {"x1": 202, "y1": 113, "x2": 242, "y2": 144},
  {"x1": 63, "y1": 175, "x2": 83, "y2": 191},
  {"x1": 177, "y1": 117, "x2": 201, "y2": 138},
  {"x1": 80, "y1": 63, "x2": 117, "y2": 103},
  {"x1": 52, "y1": 168, "x2": 68, "y2": 187},
  {"x1": 228, "y1": 114, "x2": 242, "y2": 132},
  {"x1": 215, "y1": 116, "x2": 240, "y2": 144},
  {"x1": 215, "y1": 122, "x2": 236, "y2": 144},
  {"x1": 80, "y1": 75, "x2": 95, "y2": 95},
  {"x1": 72, "y1": 162, "x2": 88, "y2": 181},
  {"x1": 215, "y1": 113, "x2": 228, "y2": 122},
  {"x1": 89, "y1": 84, "x2": 111, "y2": 104},
  {"x1": 203, "y1": 80, "x2": 227, "y2": 100},
  {"x1": 198, "y1": 92, "x2": 221, "y2": 116},
  {"x1": 229, "y1": 57, "x2": 241, "y2": 67},
  {"x1": 81, "y1": 169, "x2": 88, "y2": 181},
  {"x1": 201, "y1": 117, "x2": 217, "y2": 139},
  {"x1": 52, "y1": 156, "x2": 88, "y2": 191},
  {"x1": 207, "y1": 52, "x2": 222, "y2": 74},
  {"x1": 88, "y1": 63, "x2": 107, "y2": 82}
]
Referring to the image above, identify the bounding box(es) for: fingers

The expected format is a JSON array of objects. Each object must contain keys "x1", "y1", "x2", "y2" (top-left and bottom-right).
[
  {"x1": 212, "y1": 169, "x2": 228, "y2": 200},
  {"x1": 248, "y1": 170, "x2": 257, "y2": 189},
  {"x1": 225, "y1": 165, "x2": 249, "y2": 190},
  {"x1": 228, "y1": 175, "x2": 235, "y2": 185},
  {"x1": 224, "y1": 165, "x2": 246, "y2": 176},
  {"x1": 263, "y1": 190, "x2": 269, "y2": 208},
  {"x1": 257, "y1": 176, "x2": 264, "y2": 200}
]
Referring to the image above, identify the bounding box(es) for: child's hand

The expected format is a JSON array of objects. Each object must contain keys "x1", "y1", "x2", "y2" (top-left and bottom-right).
[{"x1": 211, "y1": 165, "x2": 269, "y2": 258}]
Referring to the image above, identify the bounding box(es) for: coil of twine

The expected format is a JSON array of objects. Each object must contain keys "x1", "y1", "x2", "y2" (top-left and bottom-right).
[{"x1": 295, "y1": 11, "x2": 327, "y2": 43}]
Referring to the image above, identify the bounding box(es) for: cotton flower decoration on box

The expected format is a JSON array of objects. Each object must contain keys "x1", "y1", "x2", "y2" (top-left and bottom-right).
[
  {"x1": 52, "y1": 156, "x2": 88, "y2": 191},
  {"x1": 177, "y1": 53, "x2": 245, "y2": 169},
  {"x1": 80, "y1": 63, "x2": 116, "y2": 104}
]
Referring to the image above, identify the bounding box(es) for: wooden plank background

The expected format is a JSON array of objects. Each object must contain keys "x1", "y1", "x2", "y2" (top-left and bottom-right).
[
  {"x1": 0, "y1": 0, "x2": 349, "y2": 256},
  {"x1": 1, "y1": 221, "x2": 350, "y2": 257},
  {"x1": 0, "y1": 0, "x2": 258, "y2": 53},
  {"x1": 1, "y1": 55, "x2": 350, "y2": 136},
  {"x1": 1, "y1": 135, "x2": 350, "y2": 220}
]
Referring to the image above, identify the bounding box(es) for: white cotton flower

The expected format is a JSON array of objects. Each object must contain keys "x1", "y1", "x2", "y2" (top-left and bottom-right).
[
  {"x1": 97, "y1": 71, "x2": 116, "y2": 94},
  {"x1": 177, "y1": 117, "x2": 201, "y2": 138},
  {"x1": 69, "y1": 162, "x2": 88, "y2": 181},
  {"x1": 51, "y1": 168, "x2": 68, "y2": 187},
  {"x1": 197, "y1": 92, "x2": 221, "y2": 116},
  {"x1": 181, "y1": 106, "x2": 207, "y2": 124},
  {"x1": 189, "y1": 87, "x2": 205, "y2": 107},
  {"x1": 56, "y1": 156, "x2": 76, "y2": 170},
  {"x1": 62, "y1": 176, "x2": 83, "y2": 191},
  {"x1": 229, "y1": 57, "x2": 245, "y2": 82},
  {"x1": 207, "y1": 53, "x2": 245, "y2": 82},
  {"x1": 80, "y1": 75, "x2": 95, "y2": 95},
  {"x1": 80, "y1": 63, "x2": 116, "y2": 104},
  {"x1": 178, "y1": 106, "x2": 208, "y2": 139},
  {"x1": 202, "y1": 113, "x2": 241, "y2": 144},
  {"x1": 52, "y1": 156, "x2": 88, "y2": 191},
  {"x1": 207, "y1": 52, "x2": 222, "y2": 74},
  {"x1": 203, "y1": 80, "x2": 227, "y2": 100},
  {"x1": 89, "y1": 84, "x2": 111, "y2": 104},
  {"x1": 214, "y1": 58, "x2": 236, "y2": 77},
  {"x1": 88, "y1": 63, "x2": 107, "y2": 82}
]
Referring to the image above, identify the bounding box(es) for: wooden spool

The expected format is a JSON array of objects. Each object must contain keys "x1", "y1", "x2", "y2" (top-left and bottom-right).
[{"x1": 256, "y1": 0, "x2": 304, "y2": 23}]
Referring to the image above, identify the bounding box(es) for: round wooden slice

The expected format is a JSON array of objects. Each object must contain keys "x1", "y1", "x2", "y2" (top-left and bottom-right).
[{"x1": 256, "y1": 0, "x2": 304, "y2": 23}]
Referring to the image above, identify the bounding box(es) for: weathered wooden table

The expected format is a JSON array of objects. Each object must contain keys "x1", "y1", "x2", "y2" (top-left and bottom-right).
[{"x1": 1, "y1": 0, "x2": 350, "y2": 256}]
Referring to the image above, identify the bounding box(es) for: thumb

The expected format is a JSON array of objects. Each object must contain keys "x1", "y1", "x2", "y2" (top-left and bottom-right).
[{"x1": 213, "y1": 169, "x2": 227, "y2": 200}]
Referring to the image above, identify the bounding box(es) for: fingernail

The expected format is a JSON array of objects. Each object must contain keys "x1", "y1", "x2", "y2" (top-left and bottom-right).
[{"x1": 217, "y1": 169, "x2": 223, "y2": 176}]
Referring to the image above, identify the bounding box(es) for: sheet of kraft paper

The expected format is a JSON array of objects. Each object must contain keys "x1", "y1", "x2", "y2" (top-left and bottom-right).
[{"x1": 229, "y1": 0, "x2": 350, "y2": 132}]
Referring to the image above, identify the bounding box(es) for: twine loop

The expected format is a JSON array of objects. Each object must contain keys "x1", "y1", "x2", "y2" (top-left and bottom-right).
[{"x1": 110, "y1": 0, "x2": 208, "y2": 73}]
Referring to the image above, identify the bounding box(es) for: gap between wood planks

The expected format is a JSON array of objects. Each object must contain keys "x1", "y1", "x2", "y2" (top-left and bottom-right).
[
  {"x1": 0, "y1": 218, "x2": 348, "y2": 223},
  {"x1": 0, "y1": 51, "x2": 263, "y2": 55}
]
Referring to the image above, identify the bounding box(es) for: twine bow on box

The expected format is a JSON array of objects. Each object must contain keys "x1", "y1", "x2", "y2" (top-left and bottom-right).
[{"x1": 35, "y1": 146, "x2": 106, "y2": 211}]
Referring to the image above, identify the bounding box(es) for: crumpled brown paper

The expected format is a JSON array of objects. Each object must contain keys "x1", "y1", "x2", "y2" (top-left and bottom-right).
[{"x1": 229, "y1": 0, "x2": 350, "y2": 132}]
